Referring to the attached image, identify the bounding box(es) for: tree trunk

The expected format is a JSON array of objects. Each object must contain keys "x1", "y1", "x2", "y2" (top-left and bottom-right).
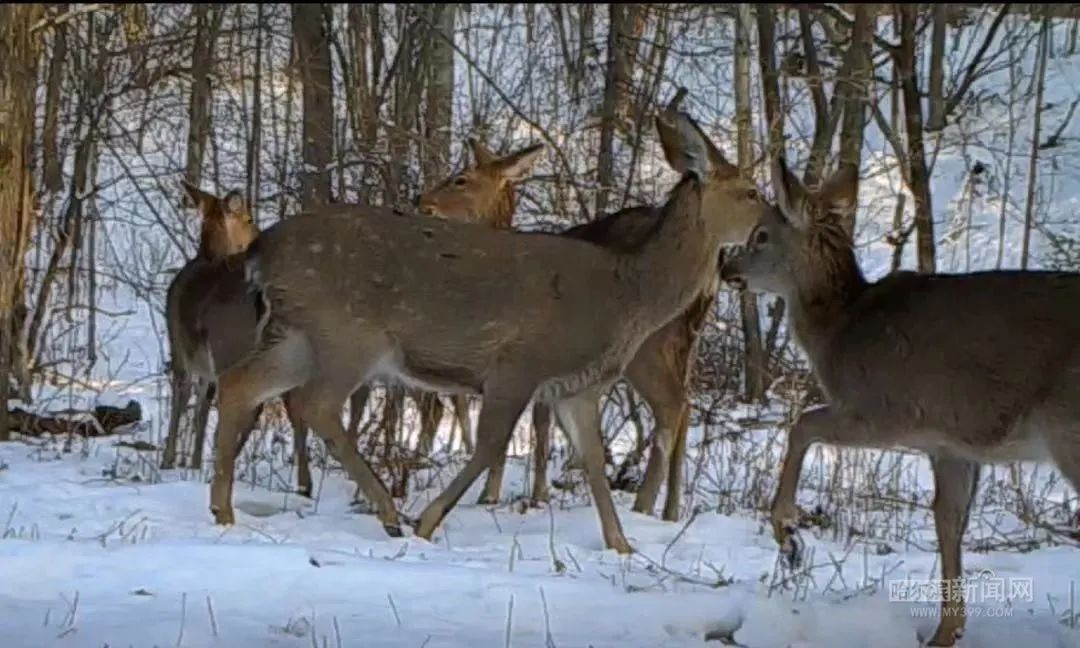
[
  {"x1": 42, "y1": 5, "x2": 68, "y2": 194},
  {"x1": 423, "y1": 4, "x2": 455, "y2": 186},
  {"x1": 595, "y1": 3, "x2": 642, "y2": 215},
  {"x1": 0, "y1": 5, "x2": 44, "y2": 440},
  {"x1": 185, "y1": 4, "x2": 222, "y2": 188},
  {"x1": 736, "y1": 4, "x2": 768, "y2": 404},
  {"x1": 926, "y1": 4, "x2": 948, "y2": 131},
  {"x1": 1021, "y1": 13, "x2": 1051, "y2": 270},
  {"x1": 836, "y1": 4, "x2": 871, "y2": 237},
  {"x1": 246, "y1": 3, "x2": 264, "y2": 214},
  {"x1": 293, "y1": 3, "x2": 334, "y2": 207},
  {"x1": 898, "y1": 4, "x2": 936, "y2": 274}
]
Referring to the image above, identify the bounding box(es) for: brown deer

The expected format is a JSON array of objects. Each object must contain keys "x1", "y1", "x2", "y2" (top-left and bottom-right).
[
  {"x1": 161, "y1": 183, "x2": 317, "y2": 499},
  {"x1": 161, "y1": 183, "x2": 261, "y2": 471},
  {"x1": 719, "y1": 156, "x2": 1080, "y2": 647},
  {"x1": 207, "y1": 92, "x2": 771, "y2": 553},
  {"x1": 419, "y1": 135, "x2": 731, "y2": 522}
]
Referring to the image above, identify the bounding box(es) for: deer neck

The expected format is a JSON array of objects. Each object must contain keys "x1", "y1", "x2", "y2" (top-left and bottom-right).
[
  {"x1": 788, "y1": 230, "x2": 868, "y2": 361},
  {"x1": 627, "y1": 191, "x2": 718, "y2": 331},
  {"x1": 483, "y1": 182, "x2": 516, "y2": 229}
]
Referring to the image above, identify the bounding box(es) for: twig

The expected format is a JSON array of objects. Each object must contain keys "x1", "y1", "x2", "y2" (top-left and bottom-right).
[{"x1": 387, "y1": 593, "x2": 401, "y2": 628}]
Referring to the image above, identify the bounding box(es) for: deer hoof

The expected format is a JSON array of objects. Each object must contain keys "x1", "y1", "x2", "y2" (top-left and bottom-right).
[
  {"x1": 608, "y1": 536, "x2": 634, "y2": 556},
  {"x1": 383, "y1": 523, "x2": 404, "y2": 538},
  {"x1": 211, "y1": 505, "x2": 235, "y2": 526}
]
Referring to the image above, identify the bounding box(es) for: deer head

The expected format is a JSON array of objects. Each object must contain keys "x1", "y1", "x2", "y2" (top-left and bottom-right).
[
  {"x1": 417, "y1": 138, "x2": 545, "y2": 228},
  {"x1": 653, "y1": 88, "x2": 769, "y2": 252},
  {"x1": 181, "y1": 181, "x2": 260, "y2": 260},
  {"x1": 719, "y1": 157, "x2": 861, "y2": 303}
]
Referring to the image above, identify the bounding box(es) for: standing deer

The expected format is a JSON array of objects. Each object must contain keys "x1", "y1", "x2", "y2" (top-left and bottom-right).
[
  {"x1": 161, "y1": 183, "x2": 261, "y2": 472},
  {"x1": 419, "y1": 133, "x2": 732, "y2": 521},
  {"x1": 207, "y1": 92, "x2": 771, "y2": 552},
  {"x1": 161, "y1": 183, "x2": 316, "y2": 499},
  {"x1": 719, "y1": 155, "x2": 1080, "y2": 646}
]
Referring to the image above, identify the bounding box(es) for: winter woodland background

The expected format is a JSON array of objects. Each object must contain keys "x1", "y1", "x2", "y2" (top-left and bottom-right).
[{"x1": 0, "y1": 4, "x2": 1079, "y2": 647}]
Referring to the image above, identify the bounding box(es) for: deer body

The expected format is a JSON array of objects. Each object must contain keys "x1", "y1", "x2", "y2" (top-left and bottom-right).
[
  {"x1": 420, "y1": 136, "x2": 737, "y2": 520},
  {"x1": 720, "y1": 158, "x2": 1080, "y2": 647},
  {"x1": 161, "y1": 185, "x2": 262, "y2": 472},
  {"x1": 210, "y1": 96, "x2": 770, "y2": 552}
]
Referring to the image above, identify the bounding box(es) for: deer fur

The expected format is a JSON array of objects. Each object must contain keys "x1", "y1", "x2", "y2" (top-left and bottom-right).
[
  {"x1": 161, "y1": 183, "x2": 320, "y2": 499},
  {"x1": 161, "y1": 183, "x2": 261, "y2": 471},
  {"x1": 207, "y1": 93, "x2": 771, "y2": 553},
  {"x1": 719, "y1": 156, "x2": 1080, "y2": 647},
  {"x1": 419, "y1": 135, "x2": 738, "y2": 521}
]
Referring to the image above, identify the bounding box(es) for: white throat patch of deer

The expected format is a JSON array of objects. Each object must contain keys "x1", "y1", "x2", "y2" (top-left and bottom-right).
[
  {"x1": 720, "y1": 155, "x2": 1080, "y2": 647},
  {"x1": 209, "y1": 89, "x2": 772, "y2": 554}
]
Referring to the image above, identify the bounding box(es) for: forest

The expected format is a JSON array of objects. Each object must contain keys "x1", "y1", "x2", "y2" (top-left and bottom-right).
[{"x1": 0, "y1": 4, "x2": 1079, "y2": 647}]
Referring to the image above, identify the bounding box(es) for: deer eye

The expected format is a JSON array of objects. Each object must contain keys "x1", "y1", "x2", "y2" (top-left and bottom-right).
[
  {"x1": 745, "y1": 188, "x2": 759, "y2": 200},
  {"x1": 754, "y1": 229, "x2": 769, "y2": 245},
  {"x1": 453, "y1": 177, "x2": 467, "y2": 187}
]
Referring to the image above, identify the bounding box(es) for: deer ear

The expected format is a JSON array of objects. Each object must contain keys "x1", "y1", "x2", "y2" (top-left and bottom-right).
[
  {"x1": 181, "y1": 180, "x2": 214, "y2": 213},
  {"x1": 771, "y1": 155, "x2": 811, "y2": 230},
  {"x1": 494, "y1": 143, "x2": 544, "y2": 183},
  {"x1": 818, "y1": 162, "x2": 859, "y2": 219},
  {"x1": 467, "y1": 137, "x2": 496, "y2": 166}
]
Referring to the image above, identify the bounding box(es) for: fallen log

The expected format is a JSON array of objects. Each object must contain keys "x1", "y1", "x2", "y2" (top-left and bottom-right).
[{"x1": 5, "y1": 400, "x2": 142, "y2": 438}]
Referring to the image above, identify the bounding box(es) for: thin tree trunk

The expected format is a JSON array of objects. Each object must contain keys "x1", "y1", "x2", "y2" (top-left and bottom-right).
[
  {"x1": 42, "y1": 5, "x2": 68, "y2": 194},
  {"x1": 898, "y1": 4, "x2": 937, "y2": 274},
  {"x1": 736, "y1": 4, "x2": 768, "y2": 404},
  {"x1": 423, "y1": 4, "x2": 455, "y2": 186},
  {"x1": 596, "y1": 3, "x2": 641, "y2": 215},
  {"x1": 185, "y1": 4, "x2": 221, "y2": 188},
  {"x1": 836, "y1": 4, "x2": 871, "y2": 237},
  {"x1": 0, "y1": 5, "x2": 44, "y2": 439},
  {"x1": 293, "y1": 3, "x2": 334, "y2": 207},
  {"x1": 1021, "y1": 14, "x2": 1050, "y2": 270},
  {"x1": 246, "y1": 3, "x2": 264, "y2": 215},
  {"x1": 926, "y1": 4, "x2": 948, "y2": 131}
]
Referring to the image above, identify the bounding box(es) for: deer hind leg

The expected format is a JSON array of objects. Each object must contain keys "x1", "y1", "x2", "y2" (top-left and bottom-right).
[
  {"x1": 477, "y1": 445, "x2": 507, "y2": 505},
  {"x1": 662, "y1": 402, "x2": 691, "y2": 522},
  {"x1": 770, "y1": 405, "x2": 869, "y2": 565},
  {"x1": 451, "y1": 394, "x2": 474, "y2": 454},
  {"x1": 282, "y1": 389, "x2": 312, "y2": 498},
  {"x1": 630, "y1": 328, "x2": 692, "y2": 519},
  {"x1": 292, "y1": 378, "x2": 402, "y2": 537},
  {"x1": 926, "y1": 455, "x2": 980, "y2": 647},
  {"x1": 161, "y1": 367, "x2": 191, "y2": 469},
  {"x1": 210, "y1": 330, "x2": 311, "y2": 526},
  {"x1": 189, "y1": 379, "x2": 216, "y2": 470},
  {"x1": 415, "y1": 391, "x2": 530, "y2": 542},
  {"x1": 530, "y1": 402, "x2": 553, "y2": 505},
  {"x1": 555, "y1": 384, "x2": 632, "y2": 554}
]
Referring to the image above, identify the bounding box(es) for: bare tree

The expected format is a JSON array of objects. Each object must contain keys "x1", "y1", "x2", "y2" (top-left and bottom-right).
[
  {"x1": 0, "y1": 5, "x2": 44, "y2": 438},
  {"x1": 1021, "y1": 12, "x2": 1051, "y2": 269},
  {"x1": 737, "y1": 4, "x2": 767, "y2": 404},
  {"x1": 293, "y1": 3, "x2": 334, "y2": 207},
  {"x1": 596, "y1": 3, "x2": 644, "y2": 214}
]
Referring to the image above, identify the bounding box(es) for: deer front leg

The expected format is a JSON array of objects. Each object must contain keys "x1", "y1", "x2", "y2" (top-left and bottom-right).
[
  {"x1": 297, "y1": 380, "x2": 403, "y2": 537},
  {"x1": 415, "y1": 394, "x2": 529, "y2": 541},
  {"x1": 771, "y1": 405, "x2": 866, "y2": 566},
  {"x1": 926, "y1": 455, "x2": 980, "y2": 647},
  {"x1": 555, "y1": 384, "x2": 632, "y2": 555},
  {"x1": 161, "y1": 368, "x2": 191, "y2": 470},
  {"x1": 189, "y1": 380, "x2": 215, "y2": 470}
]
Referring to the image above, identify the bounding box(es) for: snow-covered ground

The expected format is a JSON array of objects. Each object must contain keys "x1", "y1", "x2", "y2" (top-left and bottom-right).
[{"x1": 0, "y1": 425, "x2": 1077, "y2": 648}]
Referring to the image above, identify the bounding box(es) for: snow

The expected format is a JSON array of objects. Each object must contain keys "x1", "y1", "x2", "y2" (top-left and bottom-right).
[{"x1": 0, "y1": 432, "x2": 1077, "y2": 648}]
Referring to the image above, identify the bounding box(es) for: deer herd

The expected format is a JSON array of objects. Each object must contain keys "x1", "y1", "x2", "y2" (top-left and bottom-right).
[{"x1": 157, "y1": 90, "x2": 1080, "y2": 647}]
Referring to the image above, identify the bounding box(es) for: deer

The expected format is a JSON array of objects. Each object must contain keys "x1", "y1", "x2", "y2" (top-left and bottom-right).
[
  {"x1": 161, "y1": 183, "x2": 318, "y2": 500},
  {"x1": 206, "y1": 91, "x2": 772, "y2": 553},
  {"x1": 718, "y1": 155, "x2": 1080, "y2": 647},
  {"x1": 418, "y1": 133, "x2": 731, "y2": 521}
]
